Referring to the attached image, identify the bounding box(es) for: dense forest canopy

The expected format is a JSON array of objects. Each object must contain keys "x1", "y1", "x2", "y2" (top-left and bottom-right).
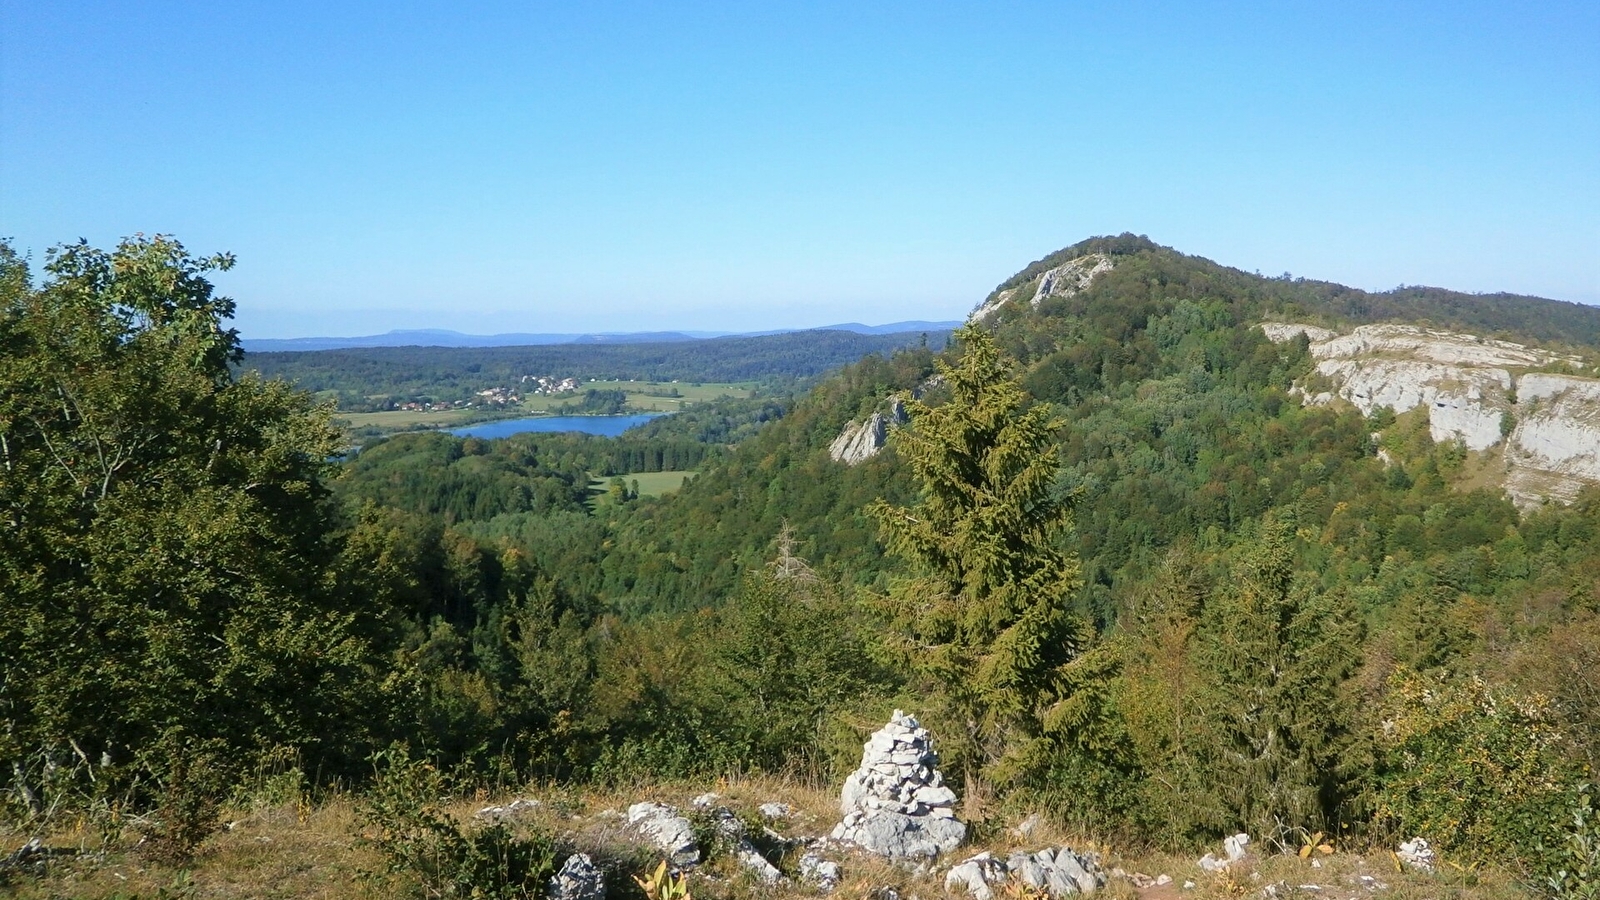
[{"x1": 7, "y1": 233, "x2": 1600, "y2": 896}]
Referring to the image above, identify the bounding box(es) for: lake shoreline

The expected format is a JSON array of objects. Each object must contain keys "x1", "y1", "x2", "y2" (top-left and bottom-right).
[{"x1": 448, "y1": 412, "x2": 668, "y2": 439}]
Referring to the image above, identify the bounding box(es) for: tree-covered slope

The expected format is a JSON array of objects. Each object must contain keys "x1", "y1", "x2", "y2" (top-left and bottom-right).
[
  {"x1": 242, "y1": 328, "x2": 951, "y2": 407},
  {"x1": 978, "y1": 233, "x2": 1600, "y2": 349}
]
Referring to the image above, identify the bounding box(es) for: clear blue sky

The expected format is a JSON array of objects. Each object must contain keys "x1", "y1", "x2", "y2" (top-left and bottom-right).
[{"x1": 3, "y1": 1, "x2": 1596, "y2": 338}]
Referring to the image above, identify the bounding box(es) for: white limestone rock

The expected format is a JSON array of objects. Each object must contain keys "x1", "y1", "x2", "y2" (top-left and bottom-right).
[
  {"x1": 475, "y1": 798, "x2": 542, "y2": 820},
  {"x1": 627, "y1": 801, "x2": 700, "y2": 867},
  {"x1": 829, "y1": 401, "x2": 906, "y2": 465},
  {"x1": 799, "y1": 851, "x2": 843, "y2": 891},
  {"x1": 946, "y1": 852, "x2": 1008, "y2": 900},
  {"x1": 548, "y1": 853, "x2": 606, "y2": 900},
  {"x1": 1198, "y1": 833, "x2": 1249, "y2": 873},
  {"x1": 1030, "y1": 254, "x2": 1115, "y2": 309},
  {"x1": 947, "y1": 847, "x2": 1104, "y2": 898},
  {"x1": 738, "y1": 844, "x2": 786, "y2": 885},
  {"x1": 1396, "y1": 837, "x2": 1436, "y2": 872},
  {"x1": 1259, "y1": 323, "x2": 1339, "y2": 344},
  {"x1": 1260, "y1": 322, "x2": 1600, "y2": 507},
  {"x1": 970, "y1": 254, "x2": 1115, "y2": 322}
]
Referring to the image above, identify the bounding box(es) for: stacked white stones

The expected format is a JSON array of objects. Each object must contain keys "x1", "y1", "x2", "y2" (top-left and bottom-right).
[{"x1": 830, "y1": 709, "x2": 965, "y2": 859}]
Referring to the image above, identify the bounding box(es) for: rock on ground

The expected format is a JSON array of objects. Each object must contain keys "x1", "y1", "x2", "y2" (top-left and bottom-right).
[
  {"x1": 1396, "y1": 837, "x2": 1436, "y2": 871},
  {"x1": 799, "y1": 852, "x2": 842, "y2": 892},
  {"x1": 627, "y1": 801, "x2": 701, "y2": 867},
  {"x1": 475, "y1": 798, "x2": 541, "y2": 820},
  {"x1": 946, "y1": 847, "x2": 1106, "y2": 898},
  {"x1": 1198, "y1": 833, "x2": 1249, "y2": 873},
  {"x1": 548, "y1": 853, "x2": 606, "y2": 900}
]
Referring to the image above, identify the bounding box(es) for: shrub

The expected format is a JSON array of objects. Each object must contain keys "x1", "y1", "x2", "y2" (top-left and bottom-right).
[
  {"x1": 1376, "y1": 672, "x2": 1583, "y2": 882},
  {"x1": 359, "y1": 747, "x2": 559, "y2": 899},
  {"x1": 1546, "y1": 785, "x2": 1600, "y2": 900}
]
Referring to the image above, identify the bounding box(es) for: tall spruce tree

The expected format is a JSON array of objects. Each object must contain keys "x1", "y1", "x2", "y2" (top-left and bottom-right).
[
  {"x1": 870, "y1": 323, "x2": 1092, "y2": 798},
  {"x1": 1194, "y1": 513, "x2": 1362, "y2": 839}
]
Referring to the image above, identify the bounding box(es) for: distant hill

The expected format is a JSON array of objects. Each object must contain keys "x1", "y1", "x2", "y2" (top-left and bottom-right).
[
  {"x1": 240, "y1": 321, "x2": 964, "y2": 352},
  {"x1": 243, "y1": 328, "x2": 952, "y2": 410}
]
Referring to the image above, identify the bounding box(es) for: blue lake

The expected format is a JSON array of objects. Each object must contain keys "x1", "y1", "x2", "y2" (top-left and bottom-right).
[{"x1": 449, "y1": 414, "x2": 666, "y2": 439}]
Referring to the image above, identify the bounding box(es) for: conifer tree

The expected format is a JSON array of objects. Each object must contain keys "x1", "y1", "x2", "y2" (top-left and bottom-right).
[
  {"x1": 870, "y1": 324, "x2": 1091, "y2": 795},
  {"x1": 1194, "y1": 513, "x2": 1362, "y2": 839}
]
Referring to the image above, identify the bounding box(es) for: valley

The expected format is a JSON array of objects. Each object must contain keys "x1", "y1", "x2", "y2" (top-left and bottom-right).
[{"x1": 6, "y1": 233, "x2": 1600, "y2": 900}]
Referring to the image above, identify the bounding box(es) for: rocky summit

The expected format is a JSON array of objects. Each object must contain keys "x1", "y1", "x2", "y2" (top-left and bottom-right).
[{"x1": 830, "y1": 709, "x2": 966, "y2": 858}]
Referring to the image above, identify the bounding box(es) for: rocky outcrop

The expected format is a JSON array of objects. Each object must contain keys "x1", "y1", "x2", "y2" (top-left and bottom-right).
[
  {"x1": 829, "y1": 399, "x2": 908, "y2": 465},
  {"x1": 1261, "y1": 322, "x2": 1600, "y2": 507},
  {"x1": 945, "y1": 848, "x2": 1106, "y2": 899},
  {"x1": 830, "y1": 710, "x2": 965, "y2": 858},
  {"x1": 1030, "y1": 254, "x2": 1114, "y2": 308},
  {"x1": 1505, "y1": 374, "x2": 1600, "y2": 504},
  {"x1": 971, "y1": 254, "x2": 1114, "y2": 321}
]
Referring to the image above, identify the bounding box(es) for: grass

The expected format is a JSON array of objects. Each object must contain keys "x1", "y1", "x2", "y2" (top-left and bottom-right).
[
  {"x1": 1, "y1": 774, "x2": 1538, "y2": 900},
  {"x1": 0, "y1": 771, "x2": 1536, "y2": 896},
  {"x1": 588, "y1": 471, "x2": 695, "y2": 508}
]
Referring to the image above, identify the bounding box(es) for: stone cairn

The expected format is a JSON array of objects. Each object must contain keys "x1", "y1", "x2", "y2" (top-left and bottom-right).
[{"x1": 830, "y1": 709, "x2": 966, "y2": 859}]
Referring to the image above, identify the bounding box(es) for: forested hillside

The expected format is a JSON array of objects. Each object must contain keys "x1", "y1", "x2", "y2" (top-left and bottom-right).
[
  {"x1": 243, "y1": 328, "x2": 949, "y2": 410},
  {"x1": 7, "y1": 234, "x2": 1600, "y2": 898}
]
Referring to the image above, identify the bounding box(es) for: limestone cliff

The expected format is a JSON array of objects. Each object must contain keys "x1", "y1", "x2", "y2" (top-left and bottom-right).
[
  {"x1": 970, "y1": 253, "x2": 1114, "y2": 322},
  {"x1": 829, "y1": 399, "x2": 908, "y2": 465},
  {"x1": 1262, "y1": 323, "x2": 1600, "y2": 506}
]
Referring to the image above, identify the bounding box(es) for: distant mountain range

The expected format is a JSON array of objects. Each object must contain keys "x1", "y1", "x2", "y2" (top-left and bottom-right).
[{"x1": 240, "y1": 321, "x2": 963, "y2": 353}]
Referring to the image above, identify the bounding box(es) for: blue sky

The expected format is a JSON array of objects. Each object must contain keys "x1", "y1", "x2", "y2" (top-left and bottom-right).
[{"x1": 3, "y1": 1, "x2": 1596, "y2": 338}]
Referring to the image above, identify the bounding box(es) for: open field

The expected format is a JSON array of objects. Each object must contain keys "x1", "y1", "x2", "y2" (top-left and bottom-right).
[
  {"x1": 0, "y1": 773, "x2": 1531, "y2": 900},
  {"x1": 588, "y1": 470, "x2": 695, "y2": 507}
]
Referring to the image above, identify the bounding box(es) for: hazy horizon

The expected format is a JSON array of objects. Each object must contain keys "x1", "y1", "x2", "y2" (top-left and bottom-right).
[{"x1": 5, "y1": 2, "x2": 1596, "y2": 338}]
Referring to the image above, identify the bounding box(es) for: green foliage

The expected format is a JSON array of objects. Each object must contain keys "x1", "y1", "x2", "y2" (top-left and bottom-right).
[
  {"x1": 0, "y1": 236, "x2": 394, "y2": 816},
  {"x1": 1547, "y1": 785, "x2": 1600, "y2": 900},
  {"x1": 1191, "y1": 514, "x2": 1362, "y2": 840},
  {"x1": 703, "y1": 554, "x2": 892, "y2": 775},
  {"x1": 1376, "y1": 672, "x2": 1583, "y2": 880},
  {"x1": 133, "y1": 735, "x2": 230, "y2": 867},
  {"x1": 870, "y1": 324, "x2": 1092, "y2": 790},
  {"x1": 359, "y1": 747, "x2": 560, "y2": 900}
]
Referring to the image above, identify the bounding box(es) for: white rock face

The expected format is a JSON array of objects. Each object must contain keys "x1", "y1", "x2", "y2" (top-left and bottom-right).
[
  {"x1": 970, "y1": 254, "x2": 1114, "y2": 322},
  {"x1": 1310, "y1": 356, "x2": 1510, "y2": 451},
  {"x1": 1030, "y1": 254, "x2": 1114, "y2": 308},
  {"x1": 1261, "y1": 322, "x2": 1600, "y2": 507},
  {"x1": 1259, "y1": 323, "x2": 1338, "y2": 343},
  {"x1": 828, "y1": 399, "x2": 907, "y2": 465},
  {"x1": 830, "y1": 709, "x2": 966, "y2": 858},
  {"x1": 1506, "y1": 374, "x2": 1600, "y2": 505}
]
